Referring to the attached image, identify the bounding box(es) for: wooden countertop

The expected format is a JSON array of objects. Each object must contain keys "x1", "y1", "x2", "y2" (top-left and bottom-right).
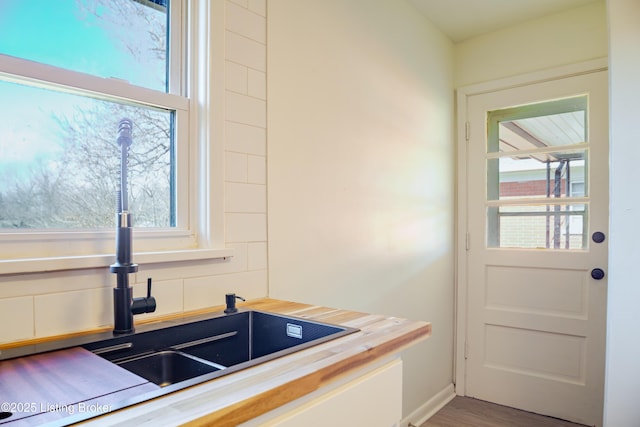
[{"x1": 2, "y1": 298, "x2": 431, "y2": 427}]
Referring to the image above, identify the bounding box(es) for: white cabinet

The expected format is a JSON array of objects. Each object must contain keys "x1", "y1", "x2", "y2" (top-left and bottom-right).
[{"x1": 240, "y1": 358, "x2": 403, "y2": 427}]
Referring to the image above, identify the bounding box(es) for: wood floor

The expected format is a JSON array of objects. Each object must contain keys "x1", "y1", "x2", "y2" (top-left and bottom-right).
[{"x1": 419, "y1": 397, "x2": 588, "y2": 427}]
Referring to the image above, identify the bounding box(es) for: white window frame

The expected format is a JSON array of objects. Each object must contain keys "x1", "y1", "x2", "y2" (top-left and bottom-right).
[
  {"x1": 0, "y1": 0, "x2": 230, "y2": 275},
  {"x1": 568, "y1": 180, "x2": 586, "y2": 236}
]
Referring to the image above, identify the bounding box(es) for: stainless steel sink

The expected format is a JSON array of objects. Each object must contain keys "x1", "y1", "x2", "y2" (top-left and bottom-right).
[
  {"x1": 0, "y1": 308, "x2": 358, "y2": 427},
  {"x1": 116, "y1": 350, "x2": 225, "y2": 387},
  {"x1": 83, "y1": 310, "x2": 358, "y2": 388}
]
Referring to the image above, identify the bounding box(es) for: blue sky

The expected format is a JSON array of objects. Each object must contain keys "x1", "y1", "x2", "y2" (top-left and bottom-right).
[
  {"x1": 0, "y1": 0, "x2": 111, "y2": 179},
  {"x1": 0, "y1": 0, "x2": 165, "y2": 183},
  {"x1": 0, "y1": 0, "x2": 123, "y2": 80}
]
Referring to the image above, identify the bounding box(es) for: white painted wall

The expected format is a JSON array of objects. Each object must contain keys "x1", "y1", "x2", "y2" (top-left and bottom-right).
[
  {"x1": 267, "y1": 0, "x2": 455, "y2": 420},
  {"x1": 455, "y1": 0, "x2": 608, "y2": 87},
  {"x1": 604, "y1": 1, "x2": 640, "y2": 425},
  {"x1": 0, "y1": 0, "x2": 269, "y2": 343}
]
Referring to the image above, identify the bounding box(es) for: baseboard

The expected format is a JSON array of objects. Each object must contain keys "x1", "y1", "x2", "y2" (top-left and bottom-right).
[{"x1": 400, "y1": 383, "x2": 456, "y2": 427}]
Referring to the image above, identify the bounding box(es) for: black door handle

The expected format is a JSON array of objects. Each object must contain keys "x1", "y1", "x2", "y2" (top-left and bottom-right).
[{"x1": 591, "y1": 268, "x2": 605, "y2": 280}]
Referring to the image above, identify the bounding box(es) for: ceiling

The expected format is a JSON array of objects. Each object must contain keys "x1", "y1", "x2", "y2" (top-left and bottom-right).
[{"x1": 407, "y1": 0, "x2": 601, "y2": 43}]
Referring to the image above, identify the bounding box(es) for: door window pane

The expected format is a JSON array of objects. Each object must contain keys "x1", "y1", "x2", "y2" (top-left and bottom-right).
[
  {"x1": 490, "y1": 111, "x2": 586, "y2": 154},
  {"x1": 488, "y1": 150, "x2": 586, "y2": 200},
  {"x1": 489, "y1": 204, "x2": 587, "y2": 249},
  {"x1": 486, "y1": 96, "x2": 589, "y2": 249}
]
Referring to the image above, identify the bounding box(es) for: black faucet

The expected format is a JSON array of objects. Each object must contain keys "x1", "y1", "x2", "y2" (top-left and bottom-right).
[
  {"x1": 110, "y1": 118, "x2": 156, "y2": 334},
  {"x1": 224, "y1": 293, "x2": 246, "y2": 314}
]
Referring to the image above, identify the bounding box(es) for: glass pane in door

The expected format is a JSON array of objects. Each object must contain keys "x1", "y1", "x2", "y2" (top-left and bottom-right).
[
  {"x1": 486, "y1": 96, "x2": 588, "y2": 249},
  {"x1": 488, "y1": 204, "x2": 587, "y2": 249},
  {"x1": 488, "y1": 150, "x2": 586, "y2": 200}
]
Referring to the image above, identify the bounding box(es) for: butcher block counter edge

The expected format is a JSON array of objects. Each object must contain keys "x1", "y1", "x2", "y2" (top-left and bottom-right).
[{"x1": 5, "y1": 298, "x2": 432, "y2": 427}]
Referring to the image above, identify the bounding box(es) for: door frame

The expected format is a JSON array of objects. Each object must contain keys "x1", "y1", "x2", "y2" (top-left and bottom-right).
[{"x1": 454, "y1": 57, "x2": 609, "y2": 395}]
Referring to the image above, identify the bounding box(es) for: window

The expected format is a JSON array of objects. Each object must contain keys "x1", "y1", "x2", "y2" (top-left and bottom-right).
[
  {"x1": 486, "y1": 96, "x2": 589, "y2": 250},
  {"x1": 0, "y1": 0, "x2": 226, "y2": 271}
]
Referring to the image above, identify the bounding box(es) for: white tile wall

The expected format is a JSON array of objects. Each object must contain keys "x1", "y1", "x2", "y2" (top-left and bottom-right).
[
  {"x1": 226, "y1": 122, "x2": 266, "y2": 156},
  {"x1": 225, "y1": 182, "x2": 266, "y2": 213},
  {"x1": 0, "y1": 0, "x2": 268, "y2": 345},
  {"x1": 248, "y1": 0, "x2": 266, "y2": 17},
  {"x1": 226, "y1": 151, "x2": 249, "y2": 182},
  {"x1": 225, "y1": 31, "x2": 266, "y2": 72},
  {"x1": 247, "y1": 155, "x2": 266, "y2": 184},
  {"x1": 248, "y1": 242, "x2": 268, "y2": 271},
  {"x1": 228, "y1": 0, "x2": 248, "y2": 8},
  {"x1": 226, "y1": 60, "x2": 248, "y2": 94},
  {"x1": 225, "y1": 213, "x2": 267, "y2": 243},
  {"x1": 226, "y1": 91, "x2": 267, "y2": 128},
  {"x1": 0, "y1": 296, "x2": 34, "y2": 342},
  {"x1": 248, "y1": 69, "x2": 266, "y2": 100},
  {"x1": 184, "y1": 270, "x2": 267, "y2": 311},
  {"x1": 34, "y1": 287, "x2": 113, "y2": 337},
  {"x1": 226, "y1": 1, "x2": 266, "y2": 43}
]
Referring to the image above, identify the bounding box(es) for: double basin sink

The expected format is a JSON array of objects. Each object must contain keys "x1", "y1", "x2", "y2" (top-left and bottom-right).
[{"x1": 82, "y1": 309, "x2": 358, "y2": 388}]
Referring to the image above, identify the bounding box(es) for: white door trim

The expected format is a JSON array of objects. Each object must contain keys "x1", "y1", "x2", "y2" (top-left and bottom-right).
[{"x1": 454, "y1": 57, "x2": 609, "y2": 395}]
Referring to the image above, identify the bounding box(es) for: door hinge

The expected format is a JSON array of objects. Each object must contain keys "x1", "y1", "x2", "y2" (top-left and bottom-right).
[
  {"x1": 466, "y1": 232, "x2": 470, "y2": 251},
  {"x1": 464, "y1": 340, "x2": 469, "y2": 359},
  {"x1": 465, "y1": 121, "x2": 470, "y2": 141}
]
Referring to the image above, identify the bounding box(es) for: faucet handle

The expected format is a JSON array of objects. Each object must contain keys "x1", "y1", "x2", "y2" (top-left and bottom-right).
[
  {"x1": 132, "y1": 277, "x2": 157, "y2": 315},
  {"x1": 146, "y1": 277, "x2": 153, "y2": 299}
]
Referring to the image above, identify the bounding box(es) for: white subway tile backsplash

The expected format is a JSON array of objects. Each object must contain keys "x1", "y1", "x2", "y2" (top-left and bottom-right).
[
  {"x1": 0, "y1": 269, "x2": 112, "y2": 298},
  {"x1": 226, "y1": 151, "x2": 248, "y2": 182},
  {"x1": 225, "y1": 182, "x2": 266, "y2": 213},
  {"x1": 226, "y1": 91, "x2": 266, "y2": 128},
  {"x1": 226, "y1": 270, "x2": 268, "y2": 301},
  {"x1": 248, "y1": 242, "x2": 268, "y2": 271},
  {"x1": 248, "y1": 0, "x2": 266, "y2": 17},
  {"x1": 226, "y1": 122, "x2": 266, "y2": 155},
  {"x1": 248, "y1": 69, "x2": 266, "y2": 100},
  {"x1": 247, "y1": 155, "x2": 266, "y2": 184},
  {"x1": 34, "y1": 287, "x2": 112, "y2": 337},
  {"x1": 227, "y1": 0, "x2": 248, "y2": 8},
  {"x1": 225, "y1": 243, "x2": 249, "y2": 271},
  {"x1": 226, "y1": 213, "x2": 267, "y2": 242},
  {"x1": 0, "y1": 296, "x2": 34, "y2": 344},
  {"x1": 183, "y1": 276, "x2": 225, "y2": 311},
  {"x1": 183, "y1": 270, "x2": 268, "y2": 311},
  {"x1": 226, "y1": 1, "x2": 266, "y2": 44},
  {"x1": 221, "y1": 270, "x2": 268, "y2": 304},
  {"x1": 226, "y1": 31, "x2": 266, "y2": 72},
  {"x1": 184, "y1": 277, "x2": 221, "y2": 311},
  {"x1": 226, "y1": 60, "x2": 248, "y2": 94}
]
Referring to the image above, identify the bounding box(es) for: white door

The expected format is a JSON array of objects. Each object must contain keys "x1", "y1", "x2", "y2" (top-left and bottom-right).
[{"x1": 464, "y1": 71, "x2": 608, "y2": 426}]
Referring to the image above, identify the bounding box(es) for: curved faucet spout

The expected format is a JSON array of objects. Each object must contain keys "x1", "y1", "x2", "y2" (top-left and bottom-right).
[{"x1": 110, "y1": 118, "x2": 156, "y2": 334}]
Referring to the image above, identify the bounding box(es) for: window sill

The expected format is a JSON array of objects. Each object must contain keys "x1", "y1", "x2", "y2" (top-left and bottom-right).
[{"x1": 0, "y1": 248, "x2": 235, "y2": 276}]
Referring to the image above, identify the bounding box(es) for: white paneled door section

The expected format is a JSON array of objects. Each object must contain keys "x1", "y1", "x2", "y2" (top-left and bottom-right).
[{"x1": 464, "y1": 71, "x2": 608, "y2": 426}]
